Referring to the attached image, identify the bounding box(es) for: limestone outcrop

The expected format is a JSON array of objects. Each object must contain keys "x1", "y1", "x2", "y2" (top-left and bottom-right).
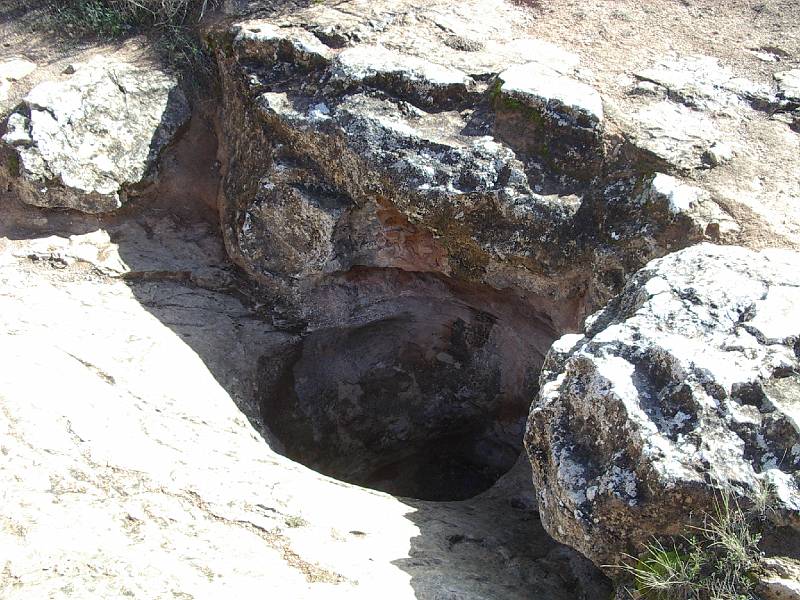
[
  {"x1": 526, "y1": 243, "x2": 800, "y2": 569},
  {"x1": 203, "y1": 1, "x2": 763, "y2": 489},
  {"x1": 2, "y1": 0, "x2": 800, "y2": 597},
  {"x1": 1, "y1": 57, "x2": 190, "y2": 212},
  {"x1": 207, "y1": 0, "x2": 738, "y2": 325}
]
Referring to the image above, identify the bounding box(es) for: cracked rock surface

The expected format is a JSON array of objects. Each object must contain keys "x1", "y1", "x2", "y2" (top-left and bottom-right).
[
  {"x1": 1, "y1": 57, "x2": 190, "y2": 213},
  {"x1": 208, "y1": 0, "x2": 742, "y2": 322},
  {"x1": 526, "y1": 243, "x2": 800, "y2": 570}
]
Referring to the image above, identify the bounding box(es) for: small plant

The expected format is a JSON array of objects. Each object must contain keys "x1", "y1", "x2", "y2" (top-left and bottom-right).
[
  {"x1": 627, "y1": 538, "x2": 703, "y2": 600},
  {"x1": 284, "y1": 515, "x2": 309, "y2": 528},
  {"x1": 619, "y1": 494, "x2": 764, "y2": 600},
  {"x1": 57, "y1": 0, "x2": 130, "y2": 37},
  {"x1": 48, "y1": 0, "x2": 219, "y2": 74}
]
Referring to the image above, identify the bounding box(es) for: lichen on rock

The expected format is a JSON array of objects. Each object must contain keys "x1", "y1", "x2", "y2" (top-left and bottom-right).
[{"x1": 526, "y1": 243, "x2": 800, "y2": 570}]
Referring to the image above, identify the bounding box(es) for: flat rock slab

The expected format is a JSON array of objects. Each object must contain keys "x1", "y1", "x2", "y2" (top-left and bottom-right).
[
  {"x1": 0, "y1": 58, "x2": 36, "y2": 103},
  {"x1": 1, "y1": 57, "x2": 190, "y2": 213},
  {"x1": 776, "y1": 69, "x2": 800, "y2": 104},
  {"x1": 498, "y1": 61, "x2": 604, "y2": 128}
]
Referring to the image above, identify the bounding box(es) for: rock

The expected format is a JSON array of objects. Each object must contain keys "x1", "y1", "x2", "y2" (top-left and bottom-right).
[
  {"x1": 641, "y1": 173, "x2": 738, "y2": 237},
  {"x1": 497, "y1": 62, "x2": 603, "y2": 128},
  {"x1": 328, "y1": 45, "x2": 476, "y2": 108},
  {"x1": 0, "y1": 192, "x2": 610, "y2": 599},
  {"x1": 1, "y1": 57, "x2": 190, "y2": 213},
  {"x1": 233, "y1": 21, "x2": 334, "y2": 65},
  {"x1": 634, "y1": 55, "x2": 775, "y2": 112},
  {"x1": 204, "y1": 3, "x2": 744, "y2": 490},
  {"x1": 776, "y1": 69, "x2": 800, "y2": 105},
  {"x1": 206, "y1": 3, "x2": 734, "y2": 494},
  {"x1": 703, "y1": 140, "x2": 734, "y2": 166},
  {"x1": 758, "y1": 557, "x2": 800, "y2": 600},
  {"x1": 525, "y1": 243, "x2": 800, "y2": 570},
  {"x1": 493, "y1": 62, "x2": 604, "y2": 180},
  {"x1": 208, "y1": 1, "x2": 716, "y2": 330},
  {"x1": 0, "y1": 57, "x2": 36, "y2": 81},
  {"x1": 627, "y1": 100, "x2": 721, "y2": 170},
  {"x1": 0, "y1": 58, "x2": 36, "y2": 104}
]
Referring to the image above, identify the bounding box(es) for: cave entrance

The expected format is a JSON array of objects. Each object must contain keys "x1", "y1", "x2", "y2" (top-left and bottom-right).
[{"x1": 258, "y1": 271, "x2": 562, "y2": 501}]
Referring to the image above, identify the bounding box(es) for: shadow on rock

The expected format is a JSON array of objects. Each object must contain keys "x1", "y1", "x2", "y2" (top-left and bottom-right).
[{"x1": 0, "y1": 108, "x2": 612, "y2": 598}]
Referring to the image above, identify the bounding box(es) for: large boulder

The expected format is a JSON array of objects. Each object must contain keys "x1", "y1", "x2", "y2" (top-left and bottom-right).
[
  {"x1": 526, "y1": 243, "x2": 800, "y2": 569},
  {"x1": 1, "y1": 57, "x2": 190, "y2": 213},
  {"x1": 206, "y1": 0, "x2": 735, "y2": 323}
]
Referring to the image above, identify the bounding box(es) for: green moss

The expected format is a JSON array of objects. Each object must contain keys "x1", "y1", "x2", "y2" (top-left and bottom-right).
[
  {"x1": 285, "y1": 515, "x2": 309, "y2": 528},
  {"x1": 487, "y1": 79, "x2": 503, "y2": 104},
  {"x1": 491, "y1": 87, "x2": 546, "y2": 126},
  {"x1": 6, "y1": 152, "x2": 21, "y2": 178}
]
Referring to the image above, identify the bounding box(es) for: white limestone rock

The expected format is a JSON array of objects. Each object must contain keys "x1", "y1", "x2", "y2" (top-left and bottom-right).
[
  {"x1": 628, "y1": 100, "x2": 721, "y2": 170},
  {"x1": 233, "y1": 21, "x2": 334, "y2": 65},
  {"x1": 328, "y1": 45, "x2": 476, "y2": 107},
  {"x1": 776, "y1": 69, "x2": 800, "y2": 104},
  {"x1": 642, "y1": 173, "x2": 738, "y2": 236},
  {"x1": 635, "y1": 55, "x2": 775, "y2": 112},
  {"x1": 498, "y1": 61, "x2": 603, "y2": 128},
  {"x1": 758, "y1": 557, "x2": 800, "y2": 600},
  {"x1": 1, "y1": 57, "x2": 190, "y2": 213},
  {"x1": 526, "y1": 243, "x2": 800, "y2": 570},
  {"x1": 0, "y1": 58, "x2": 36, "y2": 104}
]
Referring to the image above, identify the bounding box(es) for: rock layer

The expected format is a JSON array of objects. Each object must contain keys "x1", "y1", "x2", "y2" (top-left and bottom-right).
[
  {"x1": 526, "y1": 243, "x2": 800, "y2": 569},
  {"x1": 207, "y1": 0, "x2": 732, "y2": 322}
]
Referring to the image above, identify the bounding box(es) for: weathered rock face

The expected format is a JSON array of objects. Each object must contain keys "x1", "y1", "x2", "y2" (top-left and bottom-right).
[
  {"x1": 207, "y1": 0, "x2": 733, "y2": 321},
  {"x1": 775, "y1": 69, "x2": 800, "y2": 132},
  {"x1": 1, "y1": 57, "x2": 190, "y2": 212},
  {"x1": 526, "y1": 243, "x2": 800, "y2": 569}
]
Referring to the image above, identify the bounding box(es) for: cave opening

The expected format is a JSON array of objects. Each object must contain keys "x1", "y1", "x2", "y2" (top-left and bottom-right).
[{"x1": 257, "y1": 270, "x2": 565, "y2": 501}]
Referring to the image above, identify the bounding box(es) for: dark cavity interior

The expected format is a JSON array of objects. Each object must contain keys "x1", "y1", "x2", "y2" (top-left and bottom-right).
[{"x1": 258, "y1": 269, "x2": 563, "y2": 501}]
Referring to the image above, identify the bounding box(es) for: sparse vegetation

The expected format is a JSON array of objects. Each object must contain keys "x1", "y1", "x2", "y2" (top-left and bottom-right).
[
  {"x1": 48, "y1": 0, "x2": 218, "y2": 73},
  {"x1": 284, "y1": 515, "x2": 309, "y2": 528},
  {"x1": 619, "y1": 494, "x2": 766, "y2": 600}
]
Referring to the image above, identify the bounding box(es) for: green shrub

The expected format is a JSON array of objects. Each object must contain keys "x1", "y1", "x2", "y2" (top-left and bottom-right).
[{"x1": 619, "y1": 494, "x2": 764, "y2": 600}]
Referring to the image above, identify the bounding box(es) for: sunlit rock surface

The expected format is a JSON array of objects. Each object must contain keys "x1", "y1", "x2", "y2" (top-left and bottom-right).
[
  {"x1": 526, "y1": 243, "x2": 800, "y2": 569},
  {"x1": 1, "y1": 57, "x2": 189, "y2": 212}
]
